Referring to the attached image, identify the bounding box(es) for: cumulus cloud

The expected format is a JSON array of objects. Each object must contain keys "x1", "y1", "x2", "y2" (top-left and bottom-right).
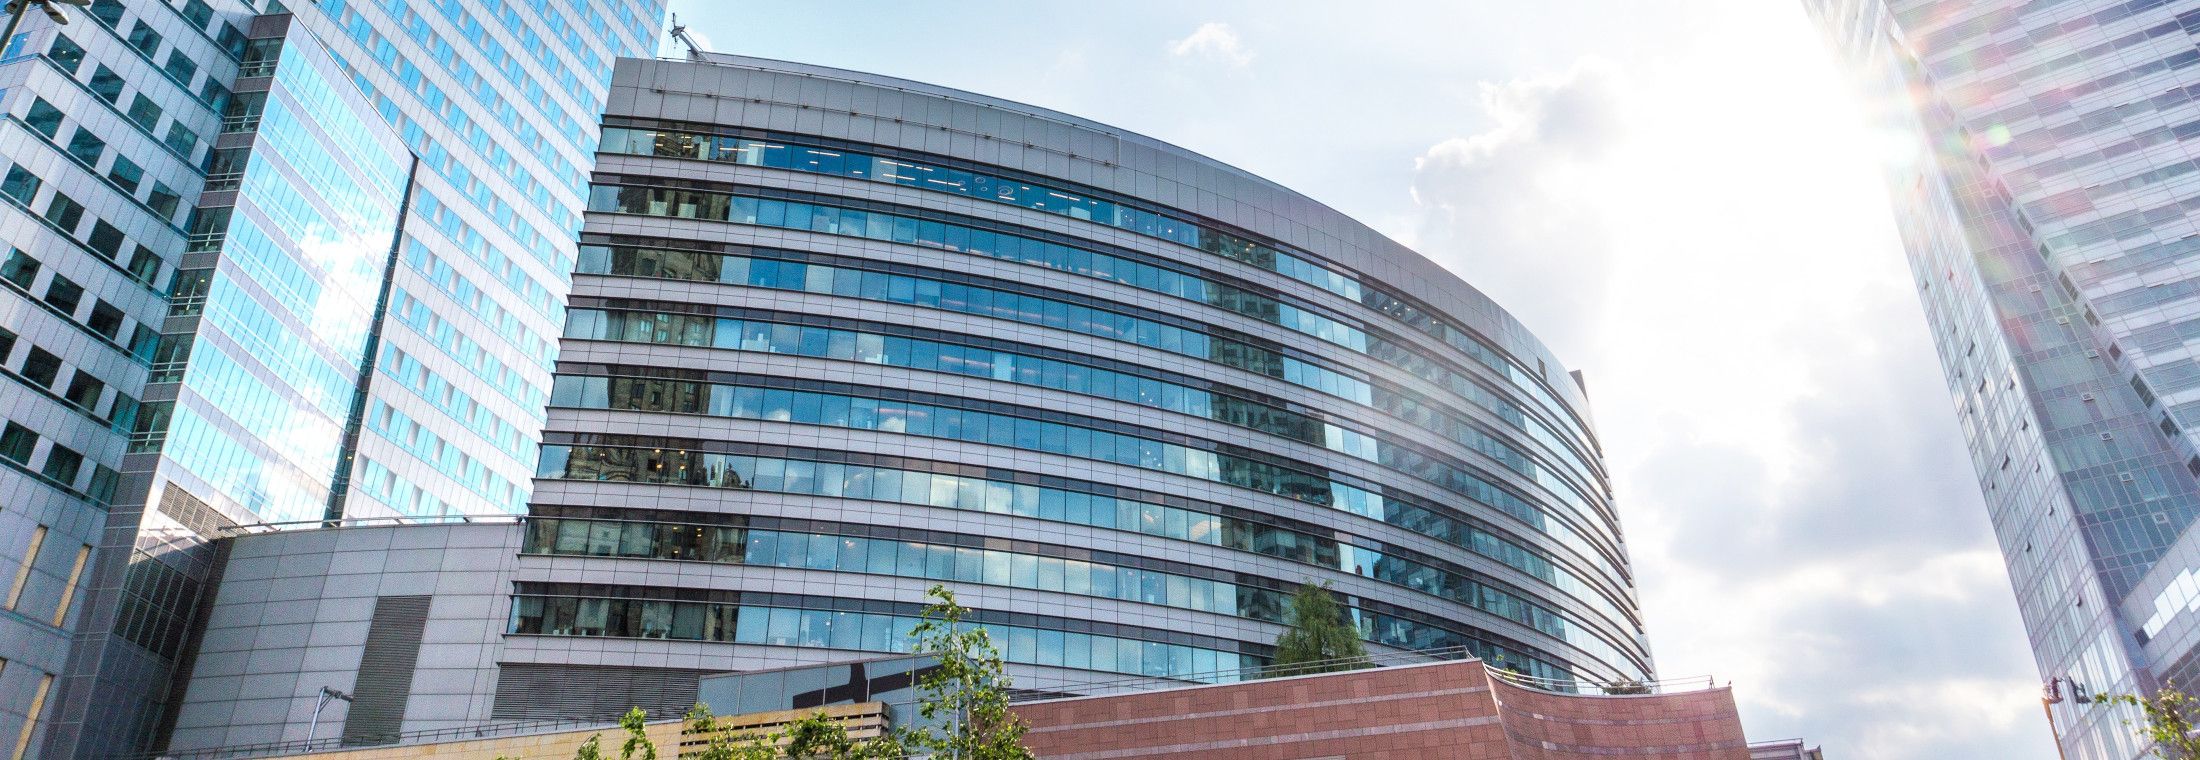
[
  {"x1": 1411, "y1": 63, "x2": 1624, "y2": 357},
  {"x1": 1168, "y1": 22, "x2": 1254, "y2": 68},
  {"x1": 1404, "y1": 10, "x2": 2053, "y2": 759}
]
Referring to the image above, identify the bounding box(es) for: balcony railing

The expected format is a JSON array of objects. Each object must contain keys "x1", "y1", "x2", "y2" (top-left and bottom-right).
[{"x1": 202, "y1": 171, "x2": 244, "y2": 192}]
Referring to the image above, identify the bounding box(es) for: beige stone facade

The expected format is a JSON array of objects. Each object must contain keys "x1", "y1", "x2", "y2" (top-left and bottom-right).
[{"x1": 264, "y1": 703, "x2": 888, "y2": 760}]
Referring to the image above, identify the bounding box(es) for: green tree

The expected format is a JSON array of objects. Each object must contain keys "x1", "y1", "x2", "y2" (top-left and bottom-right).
[
  {"x1": 785, "y1": 710, "x2": 901, "y2": 759},
  {"x1": 898, "y1": 585, "x2": 1034, "y2": 760},
  {"x1": 573, "y1": 733, "x2": 605, "y2": 760},
  {"x1": 604, "y1": 588, "x2": 1029, "y2": 759},
  {"x1": 619, "y1": 707, "x2": 658, "y2": 760},
  {"x1": 2097, "y1": 684, "x2": 2200, "y2": 759},
  {"x1": 1265, "y1": 581, "x2": 1368, "y2": 678},
  {"x1": 686, "y1": 700, "x2": 765, "y2": 757}
]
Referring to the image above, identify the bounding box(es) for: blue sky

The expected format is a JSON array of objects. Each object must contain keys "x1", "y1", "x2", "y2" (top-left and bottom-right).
[{"x1": 663, "y1": 2, "x2": 2057, "y2": 757}]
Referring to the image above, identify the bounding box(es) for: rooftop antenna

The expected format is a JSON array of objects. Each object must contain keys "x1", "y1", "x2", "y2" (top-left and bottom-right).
[{"x1": 669, "y1": 12, "x2": 708, "y2": 60}]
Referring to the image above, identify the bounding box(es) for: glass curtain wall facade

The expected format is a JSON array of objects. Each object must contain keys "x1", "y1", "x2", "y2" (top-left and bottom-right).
[
  {"x1": 1805, "y1": 2, "x2": 2200, "y2": 758},
  {"x1": 0, "y1": 0, "x2": 661, "y2": 757},
  {"x1": 510, "y1": 54, "x2": 1648, "y2": 708}
]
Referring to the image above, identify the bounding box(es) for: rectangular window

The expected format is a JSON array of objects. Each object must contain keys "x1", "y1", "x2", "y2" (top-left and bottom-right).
[
  {"x1": 65, "y1": 129, "x2": 105, "y2": 167},
  {"x1": 86, "y1": 220, "x2": 123, "y2": 259},
  {"x1": 163, "y1": 123, "x2": 199, "y2": 158},
  {"x1": 45, "y1": 34, "x2": 84, "y2": 74},
  {"x1": 125, "y1": 21, "x2": 162, "y2": 56},
  {"x1": 125, "y1": 95, "x2": 163, "y2": 132},
  {"x1": 20, "y1": 348, "x2": 61, "y2": 387},
  {"x1": 5, "y1": 526, "x2": 44, "y2": 609},
  {"x1": 88, "y1": 66, "x2": 124, "y2": 104},
  {"x1": 109, "y1": 156, "x2": 143, "y2": 193},
  {"x1": 179, "y1": 0, "x2": 213, "y2": 27},
  {"x1": 217, "y1": 22, "x2": 247, "y2": 58},
  {"x1": 40, "y1": 445, "x2": 80, "y2": 485},
  {"x1": 0, "y1": 424, "x2": 34, "y2": 464},
  {"x1": 0, "y1": 166, "x2": 36, "y2": 205},
  {"x1": 199, "y1": 79, "x2": 231, "y2": 111},
  {"x1": 87, "y1": 301, "x2": 122, "y2": 339},
  {"x1": 42, "y1": 192, "x2": 84, "y2": 233},
  {"x1": 126, "y1": 246, "x2": 160, "y2": 284},
  {"x1": 51, "y1": 545, "x2": 87, "y2": 626},
  {"x1": 62, "y1": 372, "x2": 101, "y2": 410},
  {"x1": 0, "y1": 249, "x2": 38, "y2": 288},
  {"x1": 148, "y1": 183, "x2": 180, "y2": 221},
  {"x1": 240, "y1": 38, "x2": 282, "y2": 75},
  {"x1": 42, "y1": 275, "x2": 82, "y2": 315},
  {"x1": 106, "y1": 395, "x2": 135, "y2": 429},
  {"x1": 0, "y1": 328, "x2": 15, "y2": 364},
  {"x1": 23, "y1": 98, "x2": 60, "y2": 139},
  {"x1": 12, "y1": 673, "x2": 49, "y2": 760},
  {"x1": 86, "y1": 465, "x2": 117, "y2": 505},
  {"x1": 127, "y1": 325, "x2": 156, "y2": 362},
  {"x1": 86, "y1": 0, "x2": 122, "y2": 27},
  {"x1": 161, "y1": 50, "x2": 198, "y2": 85}
]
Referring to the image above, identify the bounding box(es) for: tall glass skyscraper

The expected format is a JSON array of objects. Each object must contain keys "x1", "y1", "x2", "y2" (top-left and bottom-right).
[
  {"x1": 495, "y1": 52, "x2": 1649, "y2": 713},
  {"x1": 0, "y1": 0, "x2": 661, "y2": 756},
  {"x1": 1807, "y1": 2, "x2": 2200, "y2": 758}
]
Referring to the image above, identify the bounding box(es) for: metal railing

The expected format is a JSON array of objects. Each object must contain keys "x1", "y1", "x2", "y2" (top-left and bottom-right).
[
  {"x1": 218, "y1": 113, "x2": 261, "y2": 133},
  {"x1": 1486, "y1": 666, "x2": 1719, "y2": 695},
  {"x1": 145, "y1": 716, "x2": 614, "y2": 760},
  {"x1": 218, "y1": 513, "x2": 522, "y2": 537},
  {"x1": 201, "y1": 171, "x2": 244, "y2": 192},
  {"x1": 1006, "y1": 645, "x2": 1500, "y2": 700},
  {"x1": 1008, "y1": 645, "x2": 1717, "y2": 701},
  {"x1": 184, "y1": 231, "x2": 225, "y2": 253}
]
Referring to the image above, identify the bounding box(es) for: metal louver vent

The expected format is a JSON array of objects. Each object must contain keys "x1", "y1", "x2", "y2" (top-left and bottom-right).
[
  {"x1": 341, "y1": 595, "x2": 432, "y2": 747},
  {"x1": 490, "y1": 663, "x2": 711, "y2": 721}
]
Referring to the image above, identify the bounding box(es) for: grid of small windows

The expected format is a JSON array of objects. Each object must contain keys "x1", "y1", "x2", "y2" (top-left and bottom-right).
[
  {"x1": 110, "y1": 551, "x2": 201, "y2": 660},
  {"x1": 0, "y1": 416, "x2": 116, "y2": 505},
  {"x1": 281, "y1": 0, "x2": 665, "y2": 524},
  {"x1": 0, "y1": 239, "x2": 165, "y2": 360}
]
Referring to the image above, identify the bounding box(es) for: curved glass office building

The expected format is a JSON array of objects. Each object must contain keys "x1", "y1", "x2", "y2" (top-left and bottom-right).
[{"x1": 512, "y1": 53, "x2": 1648, "y2": 703}]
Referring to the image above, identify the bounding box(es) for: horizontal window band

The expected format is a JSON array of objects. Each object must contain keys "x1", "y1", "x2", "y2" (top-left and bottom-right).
[
  {"x1": 532, "y1": 432, "x2": 1642, "y2": 640},
  {"x1": 520, "y1": 510, "x2": 1644, "y2": 671},
  {"x1": 592, "y1": 123, "x2": 1605, "y2": 458}
]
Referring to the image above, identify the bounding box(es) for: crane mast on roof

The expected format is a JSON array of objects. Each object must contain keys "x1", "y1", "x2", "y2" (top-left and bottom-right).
[{"x1": 669, "y1": 13, "x2": 708, "y2": 60}]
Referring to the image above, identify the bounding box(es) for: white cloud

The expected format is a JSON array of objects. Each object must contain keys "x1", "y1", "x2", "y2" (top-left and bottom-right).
[
  {"x1": 1403, "y1": 6, "x2": 2053, "y2": 759},
  {"x1": 660, "y1": 2, "x2": 2057, "y2": 756},
  {"x1": 1168, "y1": 22, "x2": 1253, "y2": 68},
  {"x1": 1410, "y1": 61, "x2": 1623, "y2": 358}
]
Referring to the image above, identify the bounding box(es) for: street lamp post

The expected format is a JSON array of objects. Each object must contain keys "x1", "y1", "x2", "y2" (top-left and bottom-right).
[
  {"x1": 306, "y1": 686, "x2": 354, "y2": 745},
  {"x1": 0, "y1": 0, "x2": 92, "y2": 61}
]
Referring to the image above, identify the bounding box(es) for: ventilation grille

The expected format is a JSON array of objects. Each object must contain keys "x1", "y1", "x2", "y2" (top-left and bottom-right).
[
  {"x1": 491, "y1": 663, "x2": 711, "y2": 721},
  {"x1": 342, "y1": 595, "x2": 432, "y2": 747}
]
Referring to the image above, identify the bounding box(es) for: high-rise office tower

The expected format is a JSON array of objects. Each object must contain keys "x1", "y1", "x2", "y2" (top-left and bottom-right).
[
  {"x1": 0, "y1": 0, "x2": 662, "y2": 756},
  {"x1": 1806, "y1": 2, "x2": 2200, "y2": 758},
  {"x1": 508, "y1": 52, "x2": 1648, "y2": 705}
]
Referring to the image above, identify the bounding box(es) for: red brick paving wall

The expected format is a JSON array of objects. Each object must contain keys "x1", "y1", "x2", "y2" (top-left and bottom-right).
[
  {"x1": 1488, "y1": 675, "x2": 1753, "y2": 760},
  {"x1": 1012, "y1": 660, "x2": 1757, "y2": 759},
  {"x1": 1014, "y1": 661, "x2": 1510, "y2": 759}
]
